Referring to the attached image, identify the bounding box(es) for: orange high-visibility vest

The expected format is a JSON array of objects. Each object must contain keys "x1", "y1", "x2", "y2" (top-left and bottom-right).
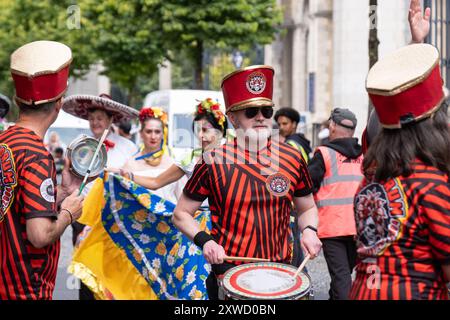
[{"x1": 313, "y1": 146, "x2": 363, "y2": 238}]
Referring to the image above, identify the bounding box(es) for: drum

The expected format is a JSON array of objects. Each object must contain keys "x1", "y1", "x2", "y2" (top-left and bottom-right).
[
  {"x1": 66, "y1": 135, "x2": 107, "y2": 178},
  {"x1": 220, "y1": 262, "x2": 311, "y2": 300}
]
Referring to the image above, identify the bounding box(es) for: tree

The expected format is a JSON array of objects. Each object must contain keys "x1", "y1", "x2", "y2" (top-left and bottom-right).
[
  {"x1": 79, "y1": 0, "x2": 169, "y2": 107},
  {"x1": 157, "y1": 0, "x2": 282, "y2": 89},
  {"x1": 0, "y1": 0, "x2": 96, "y2": 119}
]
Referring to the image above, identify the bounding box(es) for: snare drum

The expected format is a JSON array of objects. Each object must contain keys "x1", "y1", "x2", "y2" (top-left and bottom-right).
[
  {"x1": 220, "y1": 262, "x2": 311, "y2": 300},
  {"x1": 66, "y1": 135, "x2": 107, "y2": 178}
]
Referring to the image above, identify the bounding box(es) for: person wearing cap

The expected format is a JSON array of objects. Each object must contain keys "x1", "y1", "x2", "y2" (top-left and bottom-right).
[
  {"x1": 0, "y1": 40, "x2": 84, "y2": 300},
  {"x1": 350, "y1": 43, "x2": 450, "y2": 300},
  {"x1": 173, "y1": 65, "x2": 322, "y2": 299},
  {"x1": 307, "y1": 107, "x2": 363, "y2": 300},
  {"x1": 274, "y1": 107, "x2": 312, "y2": 163}
]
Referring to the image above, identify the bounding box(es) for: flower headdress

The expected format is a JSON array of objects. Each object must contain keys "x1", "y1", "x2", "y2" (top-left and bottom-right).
[
  {"x1": 137, "y1": 107, "x2": 169, "y2": 163},
  {"x1": 195, "y1": 98, "x2": 226, "y2": 130},
  {"x1": 139, "y1": 107, "x2": 168, "y2": 125}
]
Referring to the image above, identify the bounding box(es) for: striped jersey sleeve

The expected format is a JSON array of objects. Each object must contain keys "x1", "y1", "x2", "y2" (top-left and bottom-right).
[
  {"x1": 20, "y1": 158, "x2": 57, "y2": 219},
  {"x1": 422, "y1": 181, "x2": 450, "y2": 264},
  {"x1": 183, "y1": 159, "x2": 210, "y2": 202}
]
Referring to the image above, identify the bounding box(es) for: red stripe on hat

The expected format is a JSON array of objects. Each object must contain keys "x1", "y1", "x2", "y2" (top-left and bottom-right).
[
  {"x1": 369, "y1": 65, "x2": 443, "y2": 127},
  {"x1": 12, "y1": 65, "x2": 70, "y2": 105}
]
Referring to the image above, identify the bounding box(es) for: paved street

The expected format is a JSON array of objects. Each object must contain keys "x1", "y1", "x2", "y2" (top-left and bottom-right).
[{"x1": 54, "y1": 227, "x2": 331, "y2": 300}]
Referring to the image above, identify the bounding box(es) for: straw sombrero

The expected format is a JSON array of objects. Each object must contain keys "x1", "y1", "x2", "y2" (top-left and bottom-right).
[{"x1": 62, "y1": 94, "x2": 139, "y2": 124}]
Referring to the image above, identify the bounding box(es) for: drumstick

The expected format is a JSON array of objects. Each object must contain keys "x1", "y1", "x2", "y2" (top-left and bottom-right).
[
  {"x1": 78, "y1": 128, "x2": 109, "y2": 195},
  {"x1": 291, "y1": 253, "x2": 311, "y2": 280},
  {"x1": 224, "y1": 256, "x2": 270, "y2": 263}
]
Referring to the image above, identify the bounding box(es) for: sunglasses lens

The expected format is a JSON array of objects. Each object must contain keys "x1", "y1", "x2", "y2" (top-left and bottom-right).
[
  {"x1": 245, "y1": 107, "x2": 273, "y2": 119},
  {"x1": 245, "y1": 108, "x2": 259, "y2": 118},
  {"x1": 261, "y1": 107, "x2": 274, "y2": 119}
]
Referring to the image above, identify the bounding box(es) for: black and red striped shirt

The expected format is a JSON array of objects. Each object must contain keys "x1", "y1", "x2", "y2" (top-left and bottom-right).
[
  {"x1": 184, "y1": 138, "x2": 313, "y2": 271},
  {"x1": 0, "y1": 126, "x2": 59, "y2": 300},
  {"x1": 350, "y1": 161, "x2": 450, "y2": 300}
]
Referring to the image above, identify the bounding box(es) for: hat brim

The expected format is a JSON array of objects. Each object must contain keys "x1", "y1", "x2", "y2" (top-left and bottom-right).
[
  {"x1": 62, "y1": 95, "x2": 139, "y2": 124},
  {"x1": 227, "y1": 98, "x2": 274, "y2": 113}
]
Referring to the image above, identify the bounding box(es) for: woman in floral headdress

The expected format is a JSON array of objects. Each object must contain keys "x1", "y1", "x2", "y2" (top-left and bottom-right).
[
  {"x1": 120, "y1": 98, "x2": 228, "y2": 190},
  {"x1": 119, "y1": 107, "x2": 187, "y2": 204}
]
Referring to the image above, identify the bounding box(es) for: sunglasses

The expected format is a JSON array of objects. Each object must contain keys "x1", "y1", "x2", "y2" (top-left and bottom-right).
[{"x1": 244, "y1": 107, "x2": 274, "y2": 119}]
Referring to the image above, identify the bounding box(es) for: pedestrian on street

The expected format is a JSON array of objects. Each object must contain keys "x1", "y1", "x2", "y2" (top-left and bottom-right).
[
  {"x1": 0, "y1": 40, "x2": 84, "y2": 300},
  {"x1": 308, "y1": 108, "x2": 363, "y2": 300}
]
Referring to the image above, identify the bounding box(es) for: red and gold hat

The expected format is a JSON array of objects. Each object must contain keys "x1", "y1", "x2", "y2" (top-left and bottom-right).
[
  {"x1": 366, "y1": 44, "x2": 444, "y2": 129},
  {"x1": 221, "y1": 65, "x2": 274, "y2": 113},
  {"x1": 10, "y1": 40, "x2": 72, "y2": 105}
]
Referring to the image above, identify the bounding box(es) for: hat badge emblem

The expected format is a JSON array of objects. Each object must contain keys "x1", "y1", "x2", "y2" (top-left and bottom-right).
[{"x1": 246, "y1": 71, "x2": 266, "y2": 94}]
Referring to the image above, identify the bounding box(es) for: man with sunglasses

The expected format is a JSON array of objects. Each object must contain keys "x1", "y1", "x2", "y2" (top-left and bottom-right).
[{"x1": 174, "y1": 65, "x2": 322, "y2": 299}]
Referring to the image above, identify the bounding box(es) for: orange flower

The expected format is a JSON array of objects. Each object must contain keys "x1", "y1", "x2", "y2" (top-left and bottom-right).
[
  {"x1": 156, "y1": 241, "x2": 167, "y2": 256},
  {"x1": 156, "y1": 221, "x2": 170, "y2": 234},
  {"x1": 175, "y1": 265, "x2": 184, "y2": 281},
  {"x1": 110, "y1": 222, "x2": 120, "y2": 234},
  {"x1": 134, "y1": 209, "x2": 147, "y2": 223},
  {"x1": 169, "y1": 242, "x2": 180, "y2": 256},
  {"x1": 132, "y1": 249, "x2": 143, "y2": 263}
]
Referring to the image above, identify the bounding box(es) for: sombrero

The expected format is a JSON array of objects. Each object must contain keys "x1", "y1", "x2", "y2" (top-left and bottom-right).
[{"x1": 62, "y1": 94, "x2": 138, "y2": 124}]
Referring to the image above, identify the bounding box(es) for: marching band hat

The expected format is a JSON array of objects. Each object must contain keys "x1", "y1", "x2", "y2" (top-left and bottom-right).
[
  {"x1": 221, "y1": 65, "x2": 274, "y2": 113},
  {"x1": 10, "y1": 40, "x2": 72, "y2": 105},
  {"x1": 366, "y1": 44, "x2": 445, "y2": 128},
  {"x1": 62, "y1": 94, "x2": 139, "y2": 124}
]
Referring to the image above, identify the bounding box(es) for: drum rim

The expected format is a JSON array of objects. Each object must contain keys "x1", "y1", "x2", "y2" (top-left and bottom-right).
[{"x1": 222, "y1": 262, "x2": 311, "y2": 300}]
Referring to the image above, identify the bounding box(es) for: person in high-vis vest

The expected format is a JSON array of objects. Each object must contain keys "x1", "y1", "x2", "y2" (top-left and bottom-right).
[{"x1": 308, "y1": 108, "x2": 363, "y2": 300}]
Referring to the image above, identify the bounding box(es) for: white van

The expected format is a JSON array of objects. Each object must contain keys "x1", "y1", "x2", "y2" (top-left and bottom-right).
[
  {"x1": 45, "y1": 110, "x2": 91, "y2": 149},
  {"x1": 143, "y1": 89, "x2": 225, "y2": 159}
]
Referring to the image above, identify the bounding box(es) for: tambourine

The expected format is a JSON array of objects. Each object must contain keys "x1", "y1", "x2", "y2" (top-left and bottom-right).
[{"x1": 66, "y1": 135, "x2": 107, "y2": 178}]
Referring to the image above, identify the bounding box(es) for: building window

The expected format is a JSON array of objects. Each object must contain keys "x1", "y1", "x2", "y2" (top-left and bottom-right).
[{"x1": 307, "y1": 72, "x2": 315, "y2": 113}]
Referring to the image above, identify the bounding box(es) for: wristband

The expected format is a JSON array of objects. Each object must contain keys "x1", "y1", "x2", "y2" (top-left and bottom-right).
[
  {"x1": 193, "y1": 231, "x2": 214, "y2": 249},
  {"x1": 60, "y1": 208, "x2": 73, "y2": 224},
  {"x1": 302, "y1": 225, "x2": 318, "y2": 233}
]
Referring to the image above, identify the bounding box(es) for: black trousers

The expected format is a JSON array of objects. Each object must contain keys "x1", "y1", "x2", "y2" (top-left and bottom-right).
[{"x1": 321, "y1": 236, "x2": 357, "y2": 300}]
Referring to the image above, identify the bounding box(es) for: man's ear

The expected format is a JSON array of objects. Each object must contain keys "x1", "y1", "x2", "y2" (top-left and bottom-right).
[
  {"x1": 227, "y1": 111, "x2": 238, "y2": 128},
  {"x1": 55, "y1": 97, "x2": 63, "y2": 112}
]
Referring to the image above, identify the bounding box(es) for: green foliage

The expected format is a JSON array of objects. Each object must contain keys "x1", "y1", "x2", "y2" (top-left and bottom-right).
[{"x1": 157, "y1": 0, "x2": 282, "y2": 88}]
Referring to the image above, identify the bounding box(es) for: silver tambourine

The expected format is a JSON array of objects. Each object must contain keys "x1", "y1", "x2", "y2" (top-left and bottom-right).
[{"x1": 66, "y1": 135, "x2": 107, "y2": 178}]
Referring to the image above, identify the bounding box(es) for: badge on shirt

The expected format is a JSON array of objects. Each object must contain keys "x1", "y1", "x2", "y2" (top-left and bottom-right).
[
  {"x1": 266, "y1": 173, "x2": 291, "y2": 197},
  {"x1": 40, "y1": 178, "x2": 55, "y2": 203},
  {"x1": 0, "y1": 144, "x2": 17, "y2": 222}
]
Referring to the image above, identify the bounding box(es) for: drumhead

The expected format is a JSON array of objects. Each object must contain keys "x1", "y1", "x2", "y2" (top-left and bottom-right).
[
  {"x1": 67, "y1": 136, "x2": 107, "y2": 178},
  {"x1": 222, "y1": 262, "x2": 311, "y2": 300}
]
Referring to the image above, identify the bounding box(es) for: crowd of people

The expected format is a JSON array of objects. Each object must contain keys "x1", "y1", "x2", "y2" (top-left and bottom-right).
[{"x1": 0, "y1": 0, "x2": 448, "y2": 300}]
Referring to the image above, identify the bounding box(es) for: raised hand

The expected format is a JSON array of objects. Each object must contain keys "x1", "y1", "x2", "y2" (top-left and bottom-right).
[{"x1": 408, "y1": 0, "x2": 431, "y2": 43}]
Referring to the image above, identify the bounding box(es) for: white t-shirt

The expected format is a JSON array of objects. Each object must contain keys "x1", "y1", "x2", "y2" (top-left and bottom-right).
[
  {"x1": 122, "y1": 153, "x2": 187, "y2": 205},
  {"x1": 105, "y1": 132, "x2": 138, "y2": 168}
]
